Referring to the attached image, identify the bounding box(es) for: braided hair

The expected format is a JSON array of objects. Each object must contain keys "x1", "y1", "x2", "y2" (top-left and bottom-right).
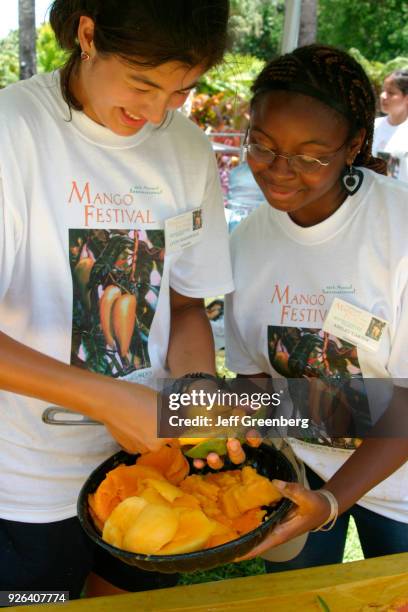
[{"x1": 251, "y1": 45, "x2": 387, "y2": 175}]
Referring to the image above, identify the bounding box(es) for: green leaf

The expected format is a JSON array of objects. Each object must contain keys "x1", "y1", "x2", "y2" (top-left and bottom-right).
[
  {"x1": 319, "y1": 0, "x2": 408, "y2": 63},
  {"x1": 0, "y1": 30, "x2": 18, "y2": 88},
  {"x1": 316, "y1": 595, "x2": 331, "y2": 612},
  {"x1": 36, "y1": 23, "x2": 68, "y2": 73},
  {"x1": 198, "y1": 53, "x2": 265, "y2": 98},
  {"x1": 77, "y1": 328, "x2": 113, "y2": 376}
]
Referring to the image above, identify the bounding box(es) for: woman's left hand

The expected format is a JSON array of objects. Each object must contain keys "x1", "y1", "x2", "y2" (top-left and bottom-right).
[
  {"x1": 193, "y1": 429, "x2": 262, "y2": 470},
  {"x1": 237, "y1": 481, "x2": 332, "y2": 560}
]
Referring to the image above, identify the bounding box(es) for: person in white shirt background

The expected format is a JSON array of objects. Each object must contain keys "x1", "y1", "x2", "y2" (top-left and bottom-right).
[
  {"x1": 0, "y1": 0, "x2": 234, "y2": 599},
  {"x1": 372, "y1": 69, "x2": 408, "y2": 181}
]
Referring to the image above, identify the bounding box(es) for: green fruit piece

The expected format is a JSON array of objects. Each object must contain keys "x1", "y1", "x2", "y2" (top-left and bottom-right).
[{"x1": 184, "y1": 438, "x2": 227, "y2": 459}]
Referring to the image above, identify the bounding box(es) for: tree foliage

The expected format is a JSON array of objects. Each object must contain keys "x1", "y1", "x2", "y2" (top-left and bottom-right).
[
  {"x1": 318, "y1": 0, "x2": 408, "y2": 63},
  {"x1": 198, "y1": 53, "x2": 265, "y2": 97},
  {"x1": 1, "y1": 3, "x2": 407, "y2": 93},
  {"x1": 0, "y1": 31, "x2": 19, "y2": 88},
  {"x1": 348, "y1": 48, "x2": 408, "y2": 93},
  {"x1": 36, "y1": 23, "x2": 67, "y2": 72},
  {"x1": 228, "y1": 0, "x2": 285, "y2": 60},
  {"x1": 0, "y1": 24, "x2": 67, "y2": 88}
]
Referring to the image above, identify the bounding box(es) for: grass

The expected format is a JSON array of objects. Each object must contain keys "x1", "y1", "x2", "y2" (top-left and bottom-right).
[
  {"x1": 343, "y1": 517, "x2": 364, "y2": 562},
  {"x1": 179, "y1": 558, "x2": 265, "y2": 585}
]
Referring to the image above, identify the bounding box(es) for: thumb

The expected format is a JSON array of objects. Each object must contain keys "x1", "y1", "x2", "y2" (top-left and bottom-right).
[
  {"x1": 272, "y1": 479, "x2": 305, "y2": 504},
  {"x1": 147, "y1": 438, "x2": 169, "y2": 452}
]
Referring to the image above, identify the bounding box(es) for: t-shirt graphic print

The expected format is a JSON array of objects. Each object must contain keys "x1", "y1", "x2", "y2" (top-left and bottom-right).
[
  {"x1": 70, "y1": 228, "x2": 164, "y2": 378},
  {"x1": 267, "y1": 325, "x2": 368, "y2": 449}
]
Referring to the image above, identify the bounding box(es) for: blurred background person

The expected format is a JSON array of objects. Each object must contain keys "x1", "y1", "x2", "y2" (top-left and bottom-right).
[{"x1": 373, "y1": 69, "x2": 408, "y2": 181}]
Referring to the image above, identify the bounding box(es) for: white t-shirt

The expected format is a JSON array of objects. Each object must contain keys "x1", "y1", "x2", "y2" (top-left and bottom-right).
[
  {"x1": 225, "y1": 168, "x2": 408, "y2": 523},
  {"x1": 373, "y1": 116, "x2": 408, "y2": 182},
  {"x1": 0, "y1": 72, "x2": 234, "y2": 522}
]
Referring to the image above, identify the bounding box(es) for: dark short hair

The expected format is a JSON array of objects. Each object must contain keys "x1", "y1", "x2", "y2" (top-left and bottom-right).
[
  {"x1": 50, "y1": 0, "x2": 230, "y2": 109},
  {"x1": 251, "y1": 44, "x2": 386, "y2": 175},
  {"x1": 387, "y1": 69, "x2": 408, "y2": 96}
]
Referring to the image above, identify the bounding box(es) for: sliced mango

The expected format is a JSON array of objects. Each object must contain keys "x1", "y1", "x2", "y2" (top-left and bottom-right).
[
  {"x1": 232, "y1": 508, "x2": 267, "y2": 534},
  {"x1": 89, "y1": 464, "x2": 164, "y2": 525},
  {"x1": 159, "y1": 509, "x2": 215, "y2": 555},
  {"x1": 235, "y1": 468, "x2": 282, "y2": 512},
  {"x1": 94, "y1": 449, "x2": 282, "y2": 557},
  {"x1": 180, "y1": 475, "x2": 219, "y2": 499},
  {"x1": 205, "y1": 519, "x2": 238, "y2": 548},
  {"x1": 210, "y1": 518, "x2": 235, "y2": 536},
  {"x1": 137, "y1": 445, "x2": 189, "y2": 484},
  {"x1": 178, "y1": 437, "x2": 208, "y2": 446},
  {"x1": 102, "y1": 496, "x2": 147, "y2": 548},
  {"x1": 205, "y1": 470, "x2": 241, "y2": 489},
  {"x1": 139, "y1": 486, "x2": 171, "y2": 507},
  {"x1": 205, "y1": 531, "x2": 237, "y2": 548},
  {"x1": 172, "y1": 493, "x2": 201, "y2": 510},
  {"x1": 143, "y1": 478, "x2": 183, "y2": 503},
  {"x1": 220, "y1": 487, "x2": 242, "y2": 519},
  {"x1": 122, "y1": 504, "x2": 179, "y2": 555}
]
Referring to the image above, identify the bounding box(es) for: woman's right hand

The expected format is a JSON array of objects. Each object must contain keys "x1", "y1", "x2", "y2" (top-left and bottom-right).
[
  {"x1": 98, "y1": 378, "x2": 166, "y2": 454},
  {"x1": 0, "y1": 331, "x2": 166, "y2": 455}
]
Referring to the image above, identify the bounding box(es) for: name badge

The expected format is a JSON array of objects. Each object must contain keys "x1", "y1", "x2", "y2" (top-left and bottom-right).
[
  {"x1": 323, "y1": 297, "x2": 388, "y2": 352},
  {"x1": 165, "y1": 208, "x2": 203, "y2": 254}
]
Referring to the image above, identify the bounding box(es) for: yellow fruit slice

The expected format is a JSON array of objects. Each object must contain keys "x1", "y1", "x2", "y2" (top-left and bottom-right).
[
  {"x1": 172, "y1": 493, "x2": 201, "y2": 510},
  {"x1": 143, "y1": 478, "x2": 183, "y2": 503},
  {"x1": 139, "y1": 487, "x2": 171, "y2": 507},
  {"x1": 205, "y1": 519, "x2": 238, "y2": 548},
  {"x1": 102, "y1": 496, "x2": 147, "y2": 549},
  {"x1": 89, "y1": 463, "x2": 165, "y2": 525},
  {"x1": 122, "y1": 505, "x2": 179, "y2": 555},
  {"x1": 220, "y1": 487, "x2": 242, "y2": 519},
  {"x1": 178, "y1": 437, "x2": 208, "y2": 446},
  {"x1": 159, "y1": 509, "x2": 215, "y2": 555}
]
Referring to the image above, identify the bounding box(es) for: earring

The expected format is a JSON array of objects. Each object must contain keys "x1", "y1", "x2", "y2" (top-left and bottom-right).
[
  {"x1": 341, "y1": 164, "x2": 364, "y2": 196},
  {"x1": 80, "y1": 50, "x2": 90, "y2": 61}
]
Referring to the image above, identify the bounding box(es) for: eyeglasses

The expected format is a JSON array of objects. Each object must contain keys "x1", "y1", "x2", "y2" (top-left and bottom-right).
[{"x1": 243, "y1": 139, "x2": 348, "y2": 174}]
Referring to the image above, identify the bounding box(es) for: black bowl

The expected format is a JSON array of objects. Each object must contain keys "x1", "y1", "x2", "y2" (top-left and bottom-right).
[{"x1": 77, "y1": 443, "x2": 297, "y2": 573}]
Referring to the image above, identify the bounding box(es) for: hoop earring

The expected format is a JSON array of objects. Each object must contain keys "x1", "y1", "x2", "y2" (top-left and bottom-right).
[
  {"x1": 80, "y1": 50, "x2": 90, "y2": 61},
  {"x1": 341, "y1": 164, "x2": 364, "y2": 196}
]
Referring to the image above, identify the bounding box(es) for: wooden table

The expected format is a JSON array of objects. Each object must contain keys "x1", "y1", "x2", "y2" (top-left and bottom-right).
[{"x1": 10, "y1": 553, "x2": 408, "y2": 611}]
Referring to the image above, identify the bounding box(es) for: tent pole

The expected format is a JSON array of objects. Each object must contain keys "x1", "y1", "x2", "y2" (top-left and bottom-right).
[{"x1": 280, "y1": 0, "x2": 302, "y2": 54}]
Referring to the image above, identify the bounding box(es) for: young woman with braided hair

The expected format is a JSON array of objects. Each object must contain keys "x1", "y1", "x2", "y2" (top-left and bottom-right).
[{"x1": 225, "y1": 45, "x2": 408, "y2": 568}]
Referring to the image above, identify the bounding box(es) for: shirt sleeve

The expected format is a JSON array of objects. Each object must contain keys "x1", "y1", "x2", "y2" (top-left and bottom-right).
[
  {"x1": 397, "y1": 153, "x2": 408, "y2": 183},
  {"x1": 0, "y1": 168, "x2": 20, "y2": 301},
  {"x1": 372, "y1": 117, "x2": 383, "y2": 156},
  {"x1": 224, "y1": 292, "x2": 263, "y2": 375},
  {"x1": 387, "y1": 263, "x2": 408, "y2": 387},
  {"x1": 169, "y1": 152, "x2": 234, "y2": 298}
]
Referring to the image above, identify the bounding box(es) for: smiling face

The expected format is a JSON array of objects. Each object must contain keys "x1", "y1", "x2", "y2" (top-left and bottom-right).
[
  {"x1": 247, "y1": 91, "x2": 364, "y2": 227},
  {"x1": 70, "y1": 17, "x2": 205, "y2": 136},
  {"x1": 380, "y1": 75, "x2": 408, "y2": 124}
]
